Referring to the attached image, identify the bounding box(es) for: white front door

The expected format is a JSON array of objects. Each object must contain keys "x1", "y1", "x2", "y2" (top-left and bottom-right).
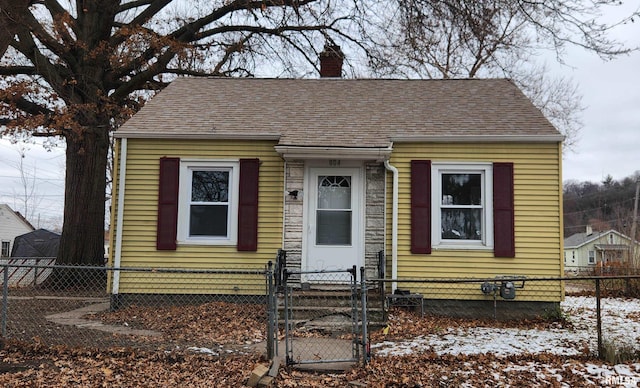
[{"x1": 304, "y1": 166, "x2": 363, "y2": 282}]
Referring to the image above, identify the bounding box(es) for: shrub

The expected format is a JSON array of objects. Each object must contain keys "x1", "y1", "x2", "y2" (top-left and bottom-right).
[
  {"x1": 601, "y1": 339, "x2": 640, "y2": 363},
  {"x1": 542, "y1": 304, "x2": 569, "y2": 324}
]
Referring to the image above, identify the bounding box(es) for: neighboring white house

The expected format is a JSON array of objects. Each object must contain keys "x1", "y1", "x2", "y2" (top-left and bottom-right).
[
  {"x1": 564, "y1": 225, "x2": 639, "y2": 273},
  {"x1": 0, "y1": 204, "x2": 35, "y2": 258}
]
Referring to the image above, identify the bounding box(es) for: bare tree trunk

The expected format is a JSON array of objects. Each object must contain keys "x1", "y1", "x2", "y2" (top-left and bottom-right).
[
  {"x1": 46, "y1": 126, "x2": 109, "y2": 289},
  {"x1": 58, "y1": 126, "x2": 108, "y2": 265}
]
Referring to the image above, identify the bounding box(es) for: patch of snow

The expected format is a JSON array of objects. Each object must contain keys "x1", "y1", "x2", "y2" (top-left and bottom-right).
[
  {"x1": 372, "y1": 296, "x2": 640, "y2": 383},
  {"x1": 502, "y1": 361, "x2": 640, "y2": 388},
  {"x1": 373, "y1": 296, "x2": 640, "y2": 357},
  {"x1": 373, "y1": 326, "x2": 589, "y2": 357},
  {"x1": 187, "y1": 346, "x2": 219, "y2": 356}
]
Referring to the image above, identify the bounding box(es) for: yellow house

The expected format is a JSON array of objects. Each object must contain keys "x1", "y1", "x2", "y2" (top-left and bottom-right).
[{"x1": 110, "y1": 54, "x2": 564, "y2": 317}]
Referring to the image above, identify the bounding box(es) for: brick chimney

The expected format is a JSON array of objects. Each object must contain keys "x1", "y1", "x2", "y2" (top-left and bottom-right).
[
  {"x1": 319, "y1": 44, "x2": 344, "y2": 78},
  {"x1": 586, "y1": 224, "x2": 593, "y2": 235}
]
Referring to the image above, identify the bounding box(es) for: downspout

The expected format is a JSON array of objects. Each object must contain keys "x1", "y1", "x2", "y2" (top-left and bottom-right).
[
  {"x1": 112, "y1": 138, "x2": 128, "y2": 294},
  {"x1": 281, "y1": 159, "x2": 287, "y2": 251},
  {"x1": 384, "y1": 158, "x2": 398, "y2": 292}
]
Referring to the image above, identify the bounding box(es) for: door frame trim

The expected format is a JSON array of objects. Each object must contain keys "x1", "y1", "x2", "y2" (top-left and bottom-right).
[{"x1": 301, "y1": 161, "x2": 365, "y2": 278}]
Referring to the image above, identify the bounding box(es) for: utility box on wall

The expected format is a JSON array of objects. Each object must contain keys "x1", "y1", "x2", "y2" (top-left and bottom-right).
[
  {"x1": 481, "y1": 276, "x2": 524, "y2": 301},
  {"x1": 500, "y1": 281, "x2": 516, "y2": 300}
]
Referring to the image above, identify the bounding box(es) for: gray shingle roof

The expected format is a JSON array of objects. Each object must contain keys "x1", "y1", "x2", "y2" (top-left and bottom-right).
[
  {"x1": 564, "y1": 232, "x2": 593, "y2": 248},
  {"x1": 564, "y1": 229, "x2": 633, "y2": 249},
  {"x1": 115, "y1": 77, "x2": 562, "y2": 147}
]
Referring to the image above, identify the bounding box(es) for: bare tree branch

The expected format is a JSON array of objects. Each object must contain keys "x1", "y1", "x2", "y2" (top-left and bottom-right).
[{"x1": 0, "y1": 66, "x2": 38, "y2": 75}]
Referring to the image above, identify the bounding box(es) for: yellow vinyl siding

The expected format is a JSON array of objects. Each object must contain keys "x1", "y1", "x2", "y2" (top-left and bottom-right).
[
  {"x1": 111, "y1": 138, "x2": 283, "y2": 294},
  {"x1": 387, "y1": 142, "x2": 563, "y2": 302},
  {"x1": 115, "y1": 272, "x2": 266, "y2": 295}
]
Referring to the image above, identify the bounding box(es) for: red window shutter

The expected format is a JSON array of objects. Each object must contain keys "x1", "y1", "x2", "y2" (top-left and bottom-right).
[
  {"x1": 411, "y1": 160, "x2": 431, "y2": 254},
  {"x1": 157, "y1": 157, "x2": 180, "y2": 250},
  {"x1": 493, "y1": 162, "x2": 515, "y2": 257},
  {"x1": 237, "y1": 158, "x2": 259, "y2": 251}
]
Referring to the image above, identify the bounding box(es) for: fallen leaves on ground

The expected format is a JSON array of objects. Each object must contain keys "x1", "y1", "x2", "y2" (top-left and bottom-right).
[
  {"x1": 370, "y1": 307, "x2": 571, "y2": 342},
  {"x1": 0, "y1": 340, "x2": 618, "y2": 387},
  {"x1": 89, "y1": 301, "x2": 267, "y2": 345},
  {"x1": 0, "y1": 340, "x2": 261, "y2": 387},
  {"x1": 5, "y1": 301, "x2": 635, "y2": 386},
  {"x1": 276, "y1": 352, "x2": 629, "y2": 387}
]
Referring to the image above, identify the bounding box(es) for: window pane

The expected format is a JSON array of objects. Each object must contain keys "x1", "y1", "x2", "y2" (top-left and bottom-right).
[
  {"x1": 442, "y1": 174, "x2": 481, "y2": 205},
  {"x1": 318, "y1": 176, "x2": 351, "y2": 209},
  {"x1": 189, "y1": 205, "x2": 228, "y2": 236},
  {"x1": 316, "y1": 210, "x2": 351, "y2": 245},
  {"x1": 191, "y1": 171, "x2": 229, "y2": 202},
  {"x1": 441, "y1": 208, "x2": 482, "y2": 240}
]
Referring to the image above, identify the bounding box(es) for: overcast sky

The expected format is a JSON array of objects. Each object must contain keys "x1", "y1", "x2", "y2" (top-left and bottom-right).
[
  {"x1": 0, "y1": 3, "x2": 639, "y2": 226},
  {"x1": 557, "y1": 3, "x2": 640, "y2": 184},
  {"x1": 0, "y1": 138, "x2": 65, "y2": 229},
  {"x1": 560, "y1": 52, "x2": 640, "y2": 184}
]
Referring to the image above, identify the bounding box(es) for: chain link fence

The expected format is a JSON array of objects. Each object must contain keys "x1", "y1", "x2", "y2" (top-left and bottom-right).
[
  {"x1": 3, "y1": 259, "x2": 640, "y2": 365},
  {"x1": 280, "y1": 266, "x2": 372, "y2": 367},
  {"x1": 1, "y1": 259, "x2": 271, "y2": 356},
  {"x1": 374, "y1": 275, "x2": 640, "y2": 362},
  {"x1": 565, "y1": 264, "x2": 640, "y2": 277}
]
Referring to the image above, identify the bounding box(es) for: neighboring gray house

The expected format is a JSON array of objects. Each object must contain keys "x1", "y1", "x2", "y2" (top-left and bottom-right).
[
  {"x1": 0, "y1": 204, "x2": 35, "y2": 258},
  {"x1": 564, "y1": 226, "x2": 639, "y2": 272}
]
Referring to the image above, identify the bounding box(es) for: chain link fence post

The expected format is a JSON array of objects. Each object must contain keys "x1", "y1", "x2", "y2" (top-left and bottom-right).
[
  {"x1": 360, "y1": 266, "x2": 369, "y2": 364},
  {"x1": 595, "y1": 277, "x2": 603, "y2": 359},
  {"x1": 2, "y1": 262, "x2": 7, "y2": 337},
  {"x1": 283, "y1": 268, "x2": 293, "y2": 367},
  {"x1": 266, "y1": 261, "x2": 275, "y2": 360}
]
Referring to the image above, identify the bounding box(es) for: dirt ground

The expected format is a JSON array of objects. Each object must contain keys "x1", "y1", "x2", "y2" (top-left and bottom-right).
[
  {"x1": 1, "y1": 287, "x2": 638, "y2": 386},
  {"x1": 0, "y1": 339, "x2": 630, "y2": 387}
]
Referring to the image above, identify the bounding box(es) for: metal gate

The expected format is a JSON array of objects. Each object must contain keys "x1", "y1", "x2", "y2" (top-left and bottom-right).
[{"x1": 278, "y1": 266, "x2": 369, "y2": 367}]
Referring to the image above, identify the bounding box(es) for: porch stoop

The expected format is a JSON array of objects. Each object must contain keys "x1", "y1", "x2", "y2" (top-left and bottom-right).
[{"x1": 278, "y1": 288, "x2": 385, "y2": 336}]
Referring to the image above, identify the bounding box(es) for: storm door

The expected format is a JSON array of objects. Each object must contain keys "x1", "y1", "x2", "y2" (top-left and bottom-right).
[{"x1": 304, "y1": 167, "x2": 362, "y2": 282}]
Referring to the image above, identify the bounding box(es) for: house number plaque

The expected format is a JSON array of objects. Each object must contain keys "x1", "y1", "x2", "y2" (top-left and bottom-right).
[{"x1": 329, "y1": 159, "x2": 341, "y2": 166}]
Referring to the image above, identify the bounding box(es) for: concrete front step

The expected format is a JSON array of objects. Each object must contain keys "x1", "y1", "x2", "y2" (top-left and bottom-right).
[
  {"x1": 278, "y1": 303, "x2": 384, "y2": 319},
  {"x1": 280, "y1": 305, "x2": 385, "y2": 322},
  {"x1": 281, "y1": 315, "x2": 386, "y2": 335},
  {"x1": 278, "y1": 290, "x2": 384, "y2": 308},
  {"x1": 277, "y1": 288, "x2": 386, "y2": 332}
]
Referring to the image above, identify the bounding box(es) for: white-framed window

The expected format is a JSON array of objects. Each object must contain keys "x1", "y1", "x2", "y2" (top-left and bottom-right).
[
  {"x1": 1, "y1": 241, "x2": 9, "y2": 257},
  {"x1": 588, "y1": 250, "x2": 595, "y2": 265},
  {"x1": 177, "y1": 160, "x2": 240, "y2": 245},
  {"x1": 432, "y1": 163, "x2": 493, "y2": 249}
]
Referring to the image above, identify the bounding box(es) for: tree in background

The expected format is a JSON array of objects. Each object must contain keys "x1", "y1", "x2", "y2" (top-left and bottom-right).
[
  {"x1": 11, "y1": 144, "x2": 42, "y2": 224},
  {"x1": 0, "y1": 0, "x2": 364, "y2": 272},
  {"x1": 360, "y1": 0, "x2": 637, "y2": 149},
  {"x1": 564, "y1": 172, "x2": 640, "y2": 239},
  {"x1": 0, "y1": 140, "x2": 64, "y2": 231},
  {"x1": 0, "y1": 1, "x2": 637, "y2": 275}
]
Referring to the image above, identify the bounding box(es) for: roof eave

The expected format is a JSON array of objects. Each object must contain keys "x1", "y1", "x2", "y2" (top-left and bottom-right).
[
  {"x1": 275, "y1": 145, "x2": 393, "y2": 161},
  {"x1": 113, "y1": 132, "x2": 281, "y2": 140},
  {"x1": 391, "y1": 134, "x2": 565, "y2": 143}
]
